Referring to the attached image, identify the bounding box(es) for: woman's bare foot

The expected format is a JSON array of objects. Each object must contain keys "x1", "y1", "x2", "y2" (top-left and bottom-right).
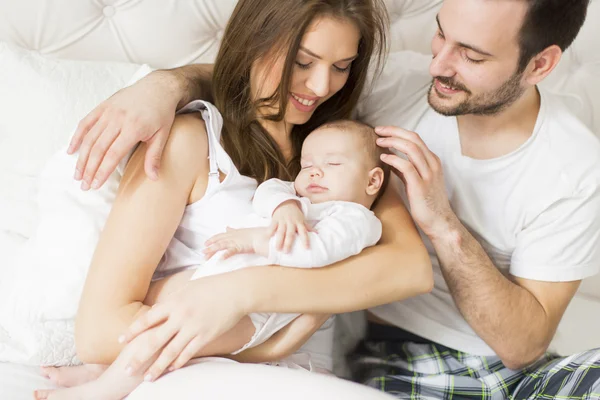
[
  {"x1": 33, "y1": 370, "x2": 133, "y2": 400},
  {"x1": 40, "y1": 365, "x2": 107, "y2": 388},
  {"x1": 34, "y1": 380, "x2": 112, "y2": 400}
]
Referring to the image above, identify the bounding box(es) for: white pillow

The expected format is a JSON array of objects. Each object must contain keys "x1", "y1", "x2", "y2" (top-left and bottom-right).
[
  {"x1": 0, "y1": 41, "x2": 146, "y2": 255},
  {"x1": 0, "y1": 42, "x2": 151, "y2": 365}
]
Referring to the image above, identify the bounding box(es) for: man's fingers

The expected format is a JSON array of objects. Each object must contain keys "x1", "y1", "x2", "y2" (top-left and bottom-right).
[
  {"x1": 380, "y1": 154, "x2": 423, "y2": 188},
  {"x1": 144, "y1": 129, "x2": 168, "y2": 181},
  {"x1": 377, "y1": 137, "x2": 431, "y2": 180},
  {"x1": 91, "y1": 133, "x2": 139, "y2": 190},
  {"x1": 375, "y1": 126, "x2": 427, "y2": 143},
  {"x1": 69, "y1": 109, "x2": 102, "y2": 155},
  {"x1": 144, "y1": 331, "x2": 194, "y2": 381},
  {"x1": 121, "y1": 306, "x2": 169, "y2": 344},
  {"x1": 376, "y1": 126, "x2": 439, "y2": 168},
  {"x1": 83, "y1": 123, "x2": 120, "y2": 190},
  {"x1": 76, "y1": 118, "x2": 108, "y2": 186}
]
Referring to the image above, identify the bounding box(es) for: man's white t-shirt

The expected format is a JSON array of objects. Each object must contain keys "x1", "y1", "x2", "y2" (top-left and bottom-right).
[{"x1": 357, "y1": 51, "x2": 600, "y2": 356}]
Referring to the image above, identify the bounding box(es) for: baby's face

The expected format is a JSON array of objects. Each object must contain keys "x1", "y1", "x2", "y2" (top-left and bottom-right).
[{"x1": 295, "y1": 127, "x2": 372, "y2": 205}]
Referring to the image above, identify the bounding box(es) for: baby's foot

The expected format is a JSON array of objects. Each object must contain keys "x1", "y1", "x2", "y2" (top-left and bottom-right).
[{"x1": 40, "y1": 365, "x2": 107, "y2": 387}]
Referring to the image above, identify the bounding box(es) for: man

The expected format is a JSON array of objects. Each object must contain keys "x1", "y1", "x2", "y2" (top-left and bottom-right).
[
  {"x1": 348, "y1": 0, "x2": 600, "y2": 398},
  {"x1": 69, "y1": 0, "x2": 600, "y2": 398}
]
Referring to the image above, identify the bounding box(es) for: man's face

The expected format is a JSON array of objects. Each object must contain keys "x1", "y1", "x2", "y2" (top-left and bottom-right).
[{"x1": 428, "y1": 0, "x2": 529, "y2": 116}]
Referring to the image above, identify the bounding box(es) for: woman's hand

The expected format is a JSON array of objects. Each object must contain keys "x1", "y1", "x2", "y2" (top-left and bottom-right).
[
  {"x1": 118, "y1": 275, "x2": 247, "y2": 382},
  {"x1": 269, "y1": 200, "x2": 312, "y2": 253},
  {"x1": 69, "y1": 70, "x2": 181, "y2": 190},
  {"x1": 203, "y1": 227, "x2": 271, "y2": 259}
]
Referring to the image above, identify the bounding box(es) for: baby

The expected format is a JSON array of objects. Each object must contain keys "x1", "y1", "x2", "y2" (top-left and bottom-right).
[
  {"x1": 36, "y1": 119, "x2": 390, "y2": 400},
  {"x1": 193, "y1": 119, "x2": 391, "y2": 365}
]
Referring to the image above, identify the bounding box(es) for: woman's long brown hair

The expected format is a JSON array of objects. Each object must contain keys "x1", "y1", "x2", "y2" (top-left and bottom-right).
[{"x1": 212, "y1": 0, "x2": 388, "y2": 184}]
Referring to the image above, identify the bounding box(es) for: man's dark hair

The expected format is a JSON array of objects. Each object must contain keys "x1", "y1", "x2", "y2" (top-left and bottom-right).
[{"x1": 517, "y1": 0, "x2": 590, "y2": 71}]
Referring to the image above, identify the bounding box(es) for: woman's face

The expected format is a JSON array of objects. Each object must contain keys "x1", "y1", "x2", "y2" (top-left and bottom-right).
[{"x1": 251, "y1": 16, "x2": 361, "y2": 126}]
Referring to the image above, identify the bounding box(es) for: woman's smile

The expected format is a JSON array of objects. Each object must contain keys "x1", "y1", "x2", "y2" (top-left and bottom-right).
[{"x1": 290, "y1": 92, "x2": 320, "y2": 112}]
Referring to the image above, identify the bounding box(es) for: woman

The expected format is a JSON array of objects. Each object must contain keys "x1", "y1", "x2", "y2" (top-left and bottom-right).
[{"x1": 38, "y1": 0, "x2": 432, "y2": 397}]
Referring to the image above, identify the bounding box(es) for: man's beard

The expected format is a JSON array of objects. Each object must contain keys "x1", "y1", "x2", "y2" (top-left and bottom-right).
[{"x1": 428, "y1": 71, "x2": 526, "y2": 117}]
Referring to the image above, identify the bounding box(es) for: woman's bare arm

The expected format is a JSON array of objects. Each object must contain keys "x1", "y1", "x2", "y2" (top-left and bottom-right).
[{"x1": 74, "y1": 114, "x2": 210, "y2": 365}]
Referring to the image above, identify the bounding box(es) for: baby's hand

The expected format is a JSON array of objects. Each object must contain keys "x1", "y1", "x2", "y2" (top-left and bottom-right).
[
  {"x1": 269, "y1": 200, "x2": 312, "y2": 253},
  {"x1": 203, "y1": 227, "x2": 271, "y2": 259}
]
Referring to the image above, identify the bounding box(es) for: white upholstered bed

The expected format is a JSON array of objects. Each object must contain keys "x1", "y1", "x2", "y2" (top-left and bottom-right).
[{"x1": 0, "y1": 0, "x2": 598, "y2": 399}]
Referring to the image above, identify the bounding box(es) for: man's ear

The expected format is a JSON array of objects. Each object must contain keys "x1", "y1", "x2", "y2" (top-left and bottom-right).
[
  {"x1": 523, "y1": 44, "x2": 562, "y2": 86},
  {"x1": 366, "y1": 167, "x2": 385, "y2": 196}
]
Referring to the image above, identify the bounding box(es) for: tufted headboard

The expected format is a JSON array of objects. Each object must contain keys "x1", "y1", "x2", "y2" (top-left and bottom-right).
[
  {"x1": 1, "y1": 0, "x2": 598, "y2": 134},
  {"x1": 0, "y1": 0, "x2": 443, "y2": 67}
]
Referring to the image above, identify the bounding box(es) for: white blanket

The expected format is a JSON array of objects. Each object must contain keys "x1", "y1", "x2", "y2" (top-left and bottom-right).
[
  {"x1": 0, "y1": 45, "x2": 151, "y2": 365},
  {"x1": 0, "y1": 150, "x2": 122, "y2": 366}
]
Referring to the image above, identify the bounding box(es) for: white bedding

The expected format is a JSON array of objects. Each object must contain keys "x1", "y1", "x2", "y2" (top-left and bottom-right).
[
  {"x1": 0, "y1": 360, "x2": 395, "y2": 400},
  {"x1": 0, "y1": 363, "x2": 58, "y2": 400},
  {"x1": 0, "y1": 42, "x2": 153, "y2": 367}
]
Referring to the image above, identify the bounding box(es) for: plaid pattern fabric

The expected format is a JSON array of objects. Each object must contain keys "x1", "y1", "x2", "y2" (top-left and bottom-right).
[{"x1": 350, "y1": 331, "x2": 600, "y2": 399}]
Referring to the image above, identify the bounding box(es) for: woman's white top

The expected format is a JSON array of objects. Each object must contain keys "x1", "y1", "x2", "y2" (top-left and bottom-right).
[{"x1": 152, "y1": 101, "x2": 257, "y2": 280}]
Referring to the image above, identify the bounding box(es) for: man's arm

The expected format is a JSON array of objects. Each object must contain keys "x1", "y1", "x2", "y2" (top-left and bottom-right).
[
  {"x1": 169, "y1": 64, "x2": 215, "y2": 108},
  {"x1": 431, "y1": 218, "x2": 580, "y2": 369},
  {"x1": 70, "y1": 64, "x2": 214, "y2": 190},
  {"x1": 376, "y1": 125, "x2": 600, "y2": 370}
]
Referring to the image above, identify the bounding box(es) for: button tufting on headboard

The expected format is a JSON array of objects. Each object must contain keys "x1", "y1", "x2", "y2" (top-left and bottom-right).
[{"x1": 102, "y1": 6, "x2": 116, "y2": 18}]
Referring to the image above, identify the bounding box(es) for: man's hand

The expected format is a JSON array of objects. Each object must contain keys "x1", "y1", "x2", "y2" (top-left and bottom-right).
[
  {"x1": 375, "y1": 126, "x2": 457, "y2": 239},
  {"x1": 69, "y1": 70, "x2": 181, "y2": 190},
  {"x1": 269, "y1": 200, "x2": 312, "y2": 253},
  {"x1": 203, "y1": 227, "x2": 272, "y2": 259}
]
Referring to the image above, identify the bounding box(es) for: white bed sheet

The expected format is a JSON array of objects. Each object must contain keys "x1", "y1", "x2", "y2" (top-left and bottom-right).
[{"x1": 0, "y1": 362, "x2": 57, "y2": 400}]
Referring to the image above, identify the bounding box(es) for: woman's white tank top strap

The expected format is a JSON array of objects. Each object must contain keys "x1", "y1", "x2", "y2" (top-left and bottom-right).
[
  {"x1": 153, "y1": 101, "x2": 256, "y2": 280},
  {"x1": 178, "y1": 100, "x2": 225, "y2": 190}
]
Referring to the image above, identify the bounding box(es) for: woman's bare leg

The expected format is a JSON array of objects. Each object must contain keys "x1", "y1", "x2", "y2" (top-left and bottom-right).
[
  {"x1": 35, "y1": 317, "x2": 256, "y2": 400},
  {"x1": 39, "y1": 269, "x2": 195, "y2": 389},
  {"x1": 40, "y1": 365, "x2": 107, "y2": 388},
  {"x1": 35, "y1": 314, "x2": 256, "y2": 400}
]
